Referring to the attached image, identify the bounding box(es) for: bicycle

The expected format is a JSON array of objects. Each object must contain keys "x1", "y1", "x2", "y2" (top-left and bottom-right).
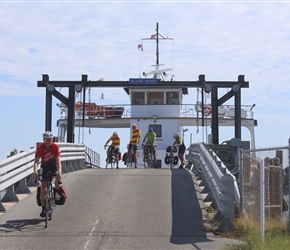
[
  {"x1": 105, "y1": 145, "x2": 116, "y2": 169},
  {"x1": 143, "y1": 144, "x2": 155, "y2": 169},
  {"x1": 164, "y1": 145, "x2": 179, "y2": 169},
  {"x1": 37, "y1": 170, "x2": 62, "y2": 228},
  {"x1": 126, "y1": 144, "x2": 135, "y2": 168}
]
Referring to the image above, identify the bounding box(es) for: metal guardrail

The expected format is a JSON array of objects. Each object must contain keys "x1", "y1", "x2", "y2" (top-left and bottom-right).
[
  {"x1": 0, "y1": 143, "x2": 98, "y2": 212},
  {"x1": 187, "y1": 142, "x2": 240, "y2": 232},
  {"x1": 85, "y1": 147, "x2": 100, "y2": 168}
]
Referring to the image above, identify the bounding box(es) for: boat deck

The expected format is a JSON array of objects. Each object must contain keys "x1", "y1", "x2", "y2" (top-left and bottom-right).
[{"x1": 57, "y1": 116, "x2": 256, "y2": 129}]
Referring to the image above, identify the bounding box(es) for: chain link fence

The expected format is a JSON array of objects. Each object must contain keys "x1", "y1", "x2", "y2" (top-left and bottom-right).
[{"x1": 240, "y1": 144, "x2": 290, "y2": 235}]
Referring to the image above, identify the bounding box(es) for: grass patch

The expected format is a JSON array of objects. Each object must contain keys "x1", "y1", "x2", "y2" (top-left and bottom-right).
[{"x1": 221, "y1": 215, "x2": 290, "y2": 250}]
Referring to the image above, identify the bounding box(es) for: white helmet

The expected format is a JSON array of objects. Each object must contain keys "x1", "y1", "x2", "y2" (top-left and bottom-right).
[
  {"x1": 43, "y1": 131, "x2": 54, "y2": 140},
  {"x1": 173, "y1": 133, "x2": 179, "y2": 139}
]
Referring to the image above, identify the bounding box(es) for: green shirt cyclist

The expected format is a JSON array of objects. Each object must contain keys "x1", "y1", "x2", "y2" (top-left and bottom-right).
[{"x1": 142, "y1": 127, "x2": 157, "y2": 168}]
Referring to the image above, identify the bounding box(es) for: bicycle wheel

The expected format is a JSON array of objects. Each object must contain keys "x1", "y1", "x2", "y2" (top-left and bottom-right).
[
  {"x1": 45, "y1": 183, "x2": 54, "y2": 228},
  {"x1": 170, "y1": 153, "x2": 173, "y2": 169},
  {"x1": 45, "y1": 201, "x2": 49, "y2": 228},
  {"x1": 143, "y1": 152, "x2": 148, "y2": 169},
  {"x1": 111, "y1": 157, "x2": 116, "y2": 169},
  {"x1": 49, "y1": 185, "x2": 54, "y2": 220},
  {"x1": 148, "y1": 155, "x2": 153, "y2": 169},
  {"x1": 126, "y1": 159, "x2": 132, "y2": 168},
  {"x1": 144, "y1": 153, "x2": 152, "y2": 169},
  {"x1": 144, "y1": 146, "x2": 152, "y2": 169},
  {"x1": 45, "y1": 188, "x2": 50, "y2": 228},
  {"x1": 48, "y1": 198, "x2": 53, "y2": 221},
  {"x1": 143, "y1": 158, "x2": 148, "y2": 169},
  {"x1": 126, "y1": 153, "x2": 133, "y2": 168},
  {"x1": 106, "y1": 157, "x2": 116, "y2": 169},
  {"x1": 105, "y1": 153, "x2": 112, "y2": 169}
]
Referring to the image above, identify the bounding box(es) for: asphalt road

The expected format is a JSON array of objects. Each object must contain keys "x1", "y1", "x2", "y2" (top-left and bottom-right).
[{"x1": 0, "y1": 168, "x2": 243, "y2": 249}]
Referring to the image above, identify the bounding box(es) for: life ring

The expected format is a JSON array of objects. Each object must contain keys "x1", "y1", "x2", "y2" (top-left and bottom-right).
[{"x1": 204, "y1": 106, "x2": 212, "y2": 117}]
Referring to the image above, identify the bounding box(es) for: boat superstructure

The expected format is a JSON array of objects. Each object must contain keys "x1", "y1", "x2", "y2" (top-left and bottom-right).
[{"x1": 55, "y1": 23, "x2": 257, "y2": 169}]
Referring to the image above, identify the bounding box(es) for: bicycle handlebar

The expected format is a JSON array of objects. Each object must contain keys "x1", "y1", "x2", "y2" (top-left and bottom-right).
[{"x1": 104, "y1": 144, "x2": 114, "y2": 150}]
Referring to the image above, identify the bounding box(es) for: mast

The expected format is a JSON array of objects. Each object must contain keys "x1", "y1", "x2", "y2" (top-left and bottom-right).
[
  {"x1": 141, "y1": 23, "x2": 174, "y2": 79},
  {"x1": 156, "y1": 23, "x2": 159, "y2": 68}
]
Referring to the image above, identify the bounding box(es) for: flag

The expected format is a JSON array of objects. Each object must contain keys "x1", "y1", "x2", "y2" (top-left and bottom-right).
[
  {"x1": 150, "y1": 34, "x2": 157, "y2": 39},
  {"x1": 137, "y1": 44, "x2": 143, "y2": 51}
]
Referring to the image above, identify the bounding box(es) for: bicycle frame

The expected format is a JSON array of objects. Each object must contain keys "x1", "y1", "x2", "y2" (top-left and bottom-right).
[
  {"x1": 38, "y1": 170, "x2": 61, "y2": 228},
  {"x1": 126, "y1": 145, "x2": 134, "y2": 168},
  {"x1": 105, "y1": 145, "x2": 116, "y2": 169},
  {"x1": 45, "y1": 176, "x2": 54, "y2": 228},
  {"x1": 144, "y1": 145, "x2": 154, "y2": 169},
  {"x1": 165, "y1": 145, "x2": 178, "y2": 169}
]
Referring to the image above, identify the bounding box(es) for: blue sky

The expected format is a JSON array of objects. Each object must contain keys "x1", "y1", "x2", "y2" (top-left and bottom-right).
[{"x1": 0, "y1": 1, "x2": 290, "y2": 161}]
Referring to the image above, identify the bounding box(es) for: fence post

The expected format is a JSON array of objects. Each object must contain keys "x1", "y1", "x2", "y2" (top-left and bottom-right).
[
  {"x1": 288, "y1": 138, "x2": 290, "y2": 235},
  {"x1": 239, "y1": 148, "x2": 243, "y2": 215},
  {"x1": 260, "y1": 159, "x2": 265, "y2": 240}
]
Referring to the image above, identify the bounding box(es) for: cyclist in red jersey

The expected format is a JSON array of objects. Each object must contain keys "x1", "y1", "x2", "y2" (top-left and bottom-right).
[{"x1": 32, "y1": 131, "x2": 62, "y2": 217}]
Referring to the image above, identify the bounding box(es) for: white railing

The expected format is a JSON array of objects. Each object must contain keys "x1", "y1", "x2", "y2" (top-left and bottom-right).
[
  {"x1": 187, "y1": 142, "x2": 240, "y2": 232},
  {"x1": 65, "y1": 103, "x2": 255, "y2": 120},
  {"x1": 85, "y1": 147, "x2": 101, "y2": 168},
  {"x1": 0, "y1": 143, "x2": 91, "y2": 212}
]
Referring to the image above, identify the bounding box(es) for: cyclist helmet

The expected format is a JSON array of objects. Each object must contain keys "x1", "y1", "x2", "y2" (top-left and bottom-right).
[
  {"x1": 148, "y1": 127, "x2": 153, "y2": 132},
  {"x1": 173, "y1": 133, "x2": 179, "y2": 139},
  {"x1": 43, "y1": 131, "x2": 54, "y2": 140}
]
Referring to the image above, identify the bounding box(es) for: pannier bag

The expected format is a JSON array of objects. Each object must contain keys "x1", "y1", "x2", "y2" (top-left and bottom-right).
[
  {"x1": 54, "y1": 186, "x2": 67, "y2": 205},
  {"x1": 122, "y1": 152, "x2": 126, "y2": 162},
  {"x1": 166, "y1": 146, "x2": 177, "y2": 153},
  {"x1": 164, "y1": 155, "x2": 170, "y2": 165},
  {"x1": 122, "y1": 152, "x2": 134, "y2": 164}
]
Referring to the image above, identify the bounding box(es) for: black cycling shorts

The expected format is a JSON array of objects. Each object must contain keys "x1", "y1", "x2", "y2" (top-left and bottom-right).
[
  {"x1": 144, "y1": 144, "x2": 156, "y2": 153},
  {"x1": 41, "y1": 160, "x2": 57, "y2": 181},
  {"x1": 178, "y1": 145, "x2": 186, "y2": 154},
  {"x1": 109, "y1": 145, "x2": 120, "y2": 155},
  {"x1": 128, "y1": 144, "x2": 138, "y2": 151}
]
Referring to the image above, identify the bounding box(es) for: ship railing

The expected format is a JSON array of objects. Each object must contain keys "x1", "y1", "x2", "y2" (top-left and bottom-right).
[
  {"x1": 180, "y1": 104, "x2": 255, "y2": 119},
  {"x1": 61, "y1": 103, "x2": 255, "y2": 119}
]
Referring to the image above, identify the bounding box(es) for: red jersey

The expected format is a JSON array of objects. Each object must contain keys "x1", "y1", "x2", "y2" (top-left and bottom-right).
[{"x1": 35, "y1": 142, "x2": 61, "y2": 163}]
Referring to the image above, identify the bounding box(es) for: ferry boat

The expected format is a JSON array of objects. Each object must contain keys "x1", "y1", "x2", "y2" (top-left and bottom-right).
[{"x1": 57, "y1": 23, "x2": 257, "y2": 168}]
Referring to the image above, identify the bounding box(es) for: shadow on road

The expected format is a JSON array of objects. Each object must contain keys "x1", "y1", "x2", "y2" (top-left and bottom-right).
[
  {"x1": 170, "y1": 169, "x2": 214, "y2": 247},
  {"x1": 0, "y1": 218, "x2": 45, "y2": 232}
]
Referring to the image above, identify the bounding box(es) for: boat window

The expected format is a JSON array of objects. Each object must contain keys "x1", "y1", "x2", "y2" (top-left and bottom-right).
[
  {"x1": 147, "y1": 91, "x2": 164, "y2": 105},
  {"x1": 131, "y1": 91, "x2": 145, "y2": 105},
  {"x1": 149, "y1": 124, "x2": 162, "y2": 137},
  {"x1": 166, "y1": 91, "x2": 179, "y2": 104}
]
